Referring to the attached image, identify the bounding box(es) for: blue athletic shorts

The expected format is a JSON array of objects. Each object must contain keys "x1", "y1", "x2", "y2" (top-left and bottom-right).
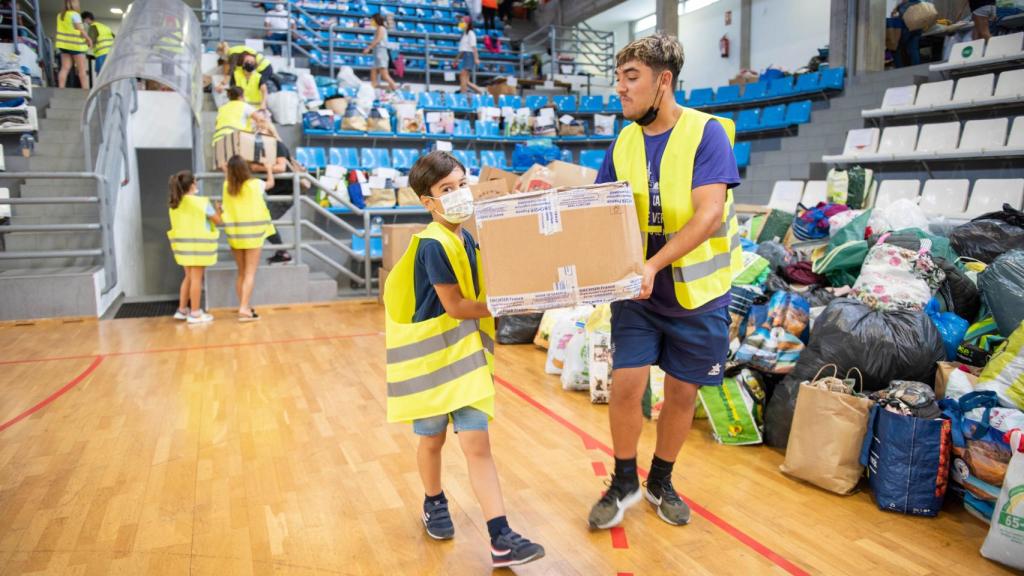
[
  {"x1": 610, "y1": 300, "x2": 730, "y2": 386},
  {"x1": 413, "y1": 405, "x2": 489, "y2": 436}
]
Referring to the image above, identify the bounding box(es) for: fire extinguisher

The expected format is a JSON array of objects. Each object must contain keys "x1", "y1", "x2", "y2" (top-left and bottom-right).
[{"x1": 720, "y1": 35, "x2": 730, "y2": 58}]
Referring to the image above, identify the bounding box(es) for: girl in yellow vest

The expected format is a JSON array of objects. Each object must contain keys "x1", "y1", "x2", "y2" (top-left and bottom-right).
[
  {"x1": 55, "y1": 0, "x2": 92, "y2": 90},
  {"x1": 222, "y1": 155, "x2": 275, "y2": 321},
  {"x1": 232, "y1": 53, "x2": 268, "y2": 109},
  {"x1": 168, "y1": 171, "x2": 222, "y2": 325},
  {"x1": 383, "y1": 151, "x2": 544, "y2": 568}
]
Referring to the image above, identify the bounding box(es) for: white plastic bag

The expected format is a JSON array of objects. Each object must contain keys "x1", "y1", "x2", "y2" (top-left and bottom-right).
[
  {"x1": 355, "y1": 81, "x2": 375, "y2": 117},
  {"x1": 337, "y1": 65, "x2": 362, "y2": 90},
  {"x1": 267, "y1": 91, "x2": 300, "y2": 125},
  {"x1": 544, "y1": 306, "x2": 593, "y2": 374},
  {"x1": 981, "y1": 429, "x2": 1024, "y2": 570},
  {"x1": 296, "y1": 73, "x2": 320, "y2": 102},
  {"x1": 867, "y1": 198, "x2": 930, "y2": 234},
  {"x1": 828, "y1": 209, "x2": 863, "y2": 238},
  {"x1": 560, "y1": 325, "x2": 590, "y2": 391}
]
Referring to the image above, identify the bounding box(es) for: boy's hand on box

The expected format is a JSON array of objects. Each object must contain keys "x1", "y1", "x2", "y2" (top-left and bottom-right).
[{"x1": 636, "y1": 261, "x2": 657, "y2": 300}]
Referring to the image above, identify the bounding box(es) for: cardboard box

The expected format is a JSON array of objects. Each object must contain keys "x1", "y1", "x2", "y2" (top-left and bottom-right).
[
  {"x1": 478, "y1": 166, "x2": 519, "y2": 191},
  {"x1": 466, "y1": 177, "x2": 512, "y2": 237},
  {"x1": 382, "y1": 223, "x2": 427, "y2": 269},
  {"x1": 378, "y1": 266, "x2": 390, "y2": 304},
  {"x1": 517, "y1": 160, "x2": 597, "y2": 192},
  {"x1": 214, "y1": 131, "x2": 278, "y2": 169},
  {"x1": 474, "y1": 181, "x2": 644, "y2": 316},
  {"x1": 487, "y1": 78, "x2": 517, "y2": 98}
]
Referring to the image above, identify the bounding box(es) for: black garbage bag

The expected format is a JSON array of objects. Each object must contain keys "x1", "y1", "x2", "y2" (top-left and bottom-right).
[
  {"x1": 496, "y1": 313, "x2": 544, "y2": 345},
  {"x1": 948, "y1": 205, "x2": 1024, "y2": 264},
  {"x1": 763, "y1": 298, "x2": 946, "y2": 448},
  {"x1": 978, "y1": 249, "x2": 1024, "y2": 337},
  {"x1": 935, "y1": 257, "x2": 981, "y2": 322}
]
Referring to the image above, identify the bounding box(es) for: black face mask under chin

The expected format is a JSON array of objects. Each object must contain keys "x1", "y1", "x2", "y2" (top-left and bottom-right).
[{"x1": 634, "y1": 83, "x2": 665, "y2": 127}]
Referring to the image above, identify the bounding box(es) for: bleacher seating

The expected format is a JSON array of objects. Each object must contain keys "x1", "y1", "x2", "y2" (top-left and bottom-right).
[
  {"x1": 874, "y1": 179, "x2": 921, "y2": 209},
  {"x1": 734, "y1": 141, "x2": 751, "y2": 169},
  {"x1": 864, "y1": 69, "x2": 1024, "y2": 118},
  {"x1": 823, "y1": 116, "x2": 1024, "y2": 163},
  {"x1": 768, "y1": 181, "x2": 804, "y2": 212},
  {"x1": 579, "y1": 149, "x2": 606, "y2": 171},
  {"x1": 930, "y1": 32, "x2": 1024, "y2": 73},
  {"x1": 801, "y1": 180, "x2": 827, "y2": 206},
  {"x1": 919, "y1": 179, "x2": 970, "y2": 217}
]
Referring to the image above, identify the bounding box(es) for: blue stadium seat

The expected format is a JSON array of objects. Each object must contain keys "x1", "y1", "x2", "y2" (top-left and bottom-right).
[
  {"x1": 295, "y1": 147, "x2": 325, "y2": 171},
  {"x1": 734, "y1": 141, "x2": 751, "y2": 168},
  {"x1": 740, "y1": 81, "x2": 768, "y2": 102},
  {"x1": 578, "y1": 95, "x2": 603, "y2": 113},
  {"x1": 476, "y1": 120, "x2": 501, "y2": 138},
  {"x1": 785, "y1": 100, "x2": 812, "y2": 125},
  {"x1": 498, "y1": 94, "x2": 522, "y2": 108},
  {"x1": 579, "y1": 149, "x2": 606, "y2": 171},
  {"x1": 715, "y1": 111, "x2": 736, "y2": 121},
  {"x1": 453, "y1": 119, "x2": 473, "y2": 138},
  {"x1": 368, "y1": 115, "x2": 393, "y2": 135},
  {"x1": 554, "y1": 95, "x2": 577, "y2": 113},
  {"x1": 329, "y1": 147, "x2": 360, "y2": 170},
  {"x1": 525, "y1": 95, "x2": 549, "y2": 111},
  {"x1": 480, "y1": 150, "x2": 509, "y2": 169},
  {"x1": 714, "y1": 85, "x2": 741, "y2": 104},
  {"x1": 674, "y1": 90, "x2": 687, "y2": 105},
  {"x1": 605, "y1": 95, "x2": 622, "y2": 113},
  {"x1": 821, "y1": 66, "x2": 845, "y2": 90},
  {"x1": 767, "y1": 77, "x2": 795, "y2": 98},
  {"x1": 737, "y1": 108, "x2": 761, "y2": 132},
  {"x1": 687, "y1": 88, "x2": 713, "y2": 107},
  {"x1": 794, "y1": 72, "x2": 821, "y2": 93},
  {"x1": 759, "y1": 104, "x2": 787, "y2": 130},
  {"x1": 452, "y1": 149, "x2": 479, "y2": 171},
  {"x1": 477, "y1": 93, "x2": 496, "y2": 108},
  {"x1": 391, "y1": 149, "x2": 421, "y2": 171},
  {"x1": 450, "y1": 93, "x2": 474, "y2": 112},
  {"x1": 560, "y1": 149, "x2": 574, "y2": 163},
  {"x1": 360, "y1": 148, "x2": 392, "y2": 170}
]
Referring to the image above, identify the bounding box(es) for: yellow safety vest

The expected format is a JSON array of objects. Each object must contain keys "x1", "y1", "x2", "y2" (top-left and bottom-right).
[
  {"x1": 167, "y1": 194, "x2": 219, "y2": 267},
  {"x1": 212, "y1": 100, "x2": 252, "y2": 144},
  {"x1": 384, "y1": 222, "x2": 496, "y2": 423},
  {"x1": 92, "y1": 21, "x2": 114, "y2": 57},
  {"x1": 612, "y1": 108, "x2": 742, "y2": 310},
  {"x1": 55, "y1": 11, "x2": 88, "y2": 52},
  {"x1": 233, "y1": 68, "x2": 264, "y2": 106},
  {"x1": 228, "y1": 45, "x2": 271, "y2": 73},
  {"x1": 221, "y1": 178, "x2": 275, "y2": 249}
]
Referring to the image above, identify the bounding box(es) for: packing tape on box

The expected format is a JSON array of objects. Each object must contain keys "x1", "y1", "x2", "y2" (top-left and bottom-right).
[
  {"x1": 476, "y1": 184, "x2": 634, "y2": 236},
  {"x1": 486, "y1": 274, "x2": 642, "y2": 317}
]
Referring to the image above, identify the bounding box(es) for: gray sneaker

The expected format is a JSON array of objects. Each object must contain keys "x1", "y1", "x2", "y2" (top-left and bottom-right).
[
  {"x1": 588, "y1": 475, "x2": 642, "y2": 530},
  {"x1": 491, "y1": 529, "x2": 544, "y2": 568},
  {"x1": 645, "y1": 477, "x2": 691, "y2": 526},
  {"x1": 422, "y1": 498, "x2": 454, "y2": 540}
]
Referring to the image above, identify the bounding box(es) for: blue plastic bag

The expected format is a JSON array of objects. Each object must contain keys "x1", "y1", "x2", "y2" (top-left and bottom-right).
[
  {"x1": 511, "y1": 143, "x2": 562, "y2": 172},
  {"x1": 859, "y1": 404, "x2": 952, "y2": 517},
  {"x1": 347, "y1": 182, "x2": 365, "y2": 209},
  {"x1": 940, "y1": 391, "x2": 1014, "y2": 521},
  {"x1": 926, "y1": 298, "x2": 969, "y2": 361}
]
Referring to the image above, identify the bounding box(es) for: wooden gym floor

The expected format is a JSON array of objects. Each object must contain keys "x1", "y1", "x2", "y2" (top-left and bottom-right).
[{"x1": 0, "y1": 301, "x2": 1015, "y2": 575}]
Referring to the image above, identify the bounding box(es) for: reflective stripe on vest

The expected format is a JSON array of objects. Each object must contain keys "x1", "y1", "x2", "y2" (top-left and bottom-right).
[
  {"x1": 221, "y1": 179, "x2": 274, "y2": 249},
  {"x1": 167, "y1": 195, "x2": 219, "y2": 266},
  {"x1": 612, "y1": 108, "x2": 742, "y2": 310},
  {"x1": 56, "y1": 11, "x2": 88, "y2": 52},
  {"x1": 383, "y1": 221, "x2": 496, "y2": 423},
  {"x1": 233, "y1": 68, "x2": 263, "y2": 105},
  {"x1": 212, "y1": 100, "x2": 251, "y2": 143},
  {"x1": 92, "y1": 22, "x2": 114, "y2": 57}
]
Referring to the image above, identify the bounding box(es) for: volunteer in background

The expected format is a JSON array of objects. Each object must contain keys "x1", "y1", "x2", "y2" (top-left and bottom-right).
[
  {"x1": 211, "y1": 87, "x2": 255, "y2": 146},
  {"x1": 232, "y1": 52, "x2": 269, "y2": 109},
  {"x1": 587, "y1": 33, "x2": 741, "y2": 530},
  {"x1": 250, "y1": 109, "x2": 302, "y2": 265},
  {"x1": 456, "y1": 18, "x2": 483, "y2": 94},
  {"x1": 222, "y1": 155, "x2": 275, "y2": 321},
  {"x1": 383, "y1": 151, "x2": 544, "y2": 569},
  {"x1": 963, "y1": 0, "x2": 997, "y2": 40},
  {"x1": 81, "y1": 12, "x2": 114, "y2": 75},
  {"x1": 362, "y1": 13, "x2": 398, "y2": 92},
  {"x1": 55, "y1": 0, "x2": 92, "y2": 90},
  {"x1": 264, "y1": 1, "x2": 293, "y2": 56},
  {"x1": 216, "y1": 42, "x2": 275, "y2": 89},
  {"x1": 167, "y1": 170, "x2": 222, "y2": 325}
]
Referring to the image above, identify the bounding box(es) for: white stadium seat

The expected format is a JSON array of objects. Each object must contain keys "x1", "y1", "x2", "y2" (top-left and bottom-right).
[
  {"x1": 801, "y1": 181, "x2": 828, "y2": 206},
  {"x1": 841, "y1": 128, "x2": 880, "y2": 157},
  {"x1": 915, "y1": 122, "x2": 961, "y2": 155},
  {"x1": 994, "y1": 69, "x2": 1024, "y2": 99},
  {"x1": 880, "y1": 85, "x2": 917, "y2": 110},
  {"x1": 877, "y1": 125, "x2": 919, "y2": 157},
  {"x1": 919, "y1": 180, "x2": 970, "y2": 217},
  {"x1": 768, "y1": 181, "x2": 805, "y2": 212},
  {"x1": 965, "y1": 179, "x2": 1024, "y2": 217},
  {"x1": 958, "y1": 118, "x2": 1008, "y2": 151},
  {"x1": 948, "y1": 39, "x2": 986, "y2": 66},
  {"x1": 874, "y1": 180, "x2": 921, "y2": 209},
  {"x1": 983, "y1": 31, "x2": 1024, "y2": 60},
  {"x1": 952, "y1": 73, "x2": 994, "y2": 104},
  {"x1": 1007, "y1": 116, "x2": 1024, "y2": 151},
  {"x1": 914, "y1": 79, "x2": 954, "y2": 108}
]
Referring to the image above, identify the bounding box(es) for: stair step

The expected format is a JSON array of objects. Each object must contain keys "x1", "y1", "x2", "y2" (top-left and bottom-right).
[
  {"x1": 27, "y1": 157, "x2": 86, "y2": 171},
  {"x1": 45, "y1": 108, "x2": 84, "y2": 121},
  {"x1": 307, "y1": 271, "x2": 339, "y2": 302},
  {"x1": 206, "y1": 263, "x2": 313, "y2": 307},
  {"x1": 47, "y1": 98, "x2": 86, "y2": 111},
  {"x1": 0, "y1": 265, "x2": 102, "y2": 320},
  {"x1": 3, "y1": 230, "x2": 102, "y2": 253}
]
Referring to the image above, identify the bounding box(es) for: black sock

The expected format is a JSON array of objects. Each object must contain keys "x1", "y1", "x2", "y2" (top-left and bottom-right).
[
  {"x1": 649, "y1": 455, "x2": 674, "y2": 484},
  {"x1": 486, "y1": 515, "x2": 510, "y2": 543},
  {"x1": 424, "y1": 491, "x2": 447, "y2": 506},
  {"x1": 614, "y1": 457, "x2": 639, "y2": 486}
]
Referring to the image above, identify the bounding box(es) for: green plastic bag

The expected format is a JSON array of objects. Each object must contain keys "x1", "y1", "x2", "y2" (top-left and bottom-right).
[
  {"x1": 698, "y1": 377, "x2": 763, "y2": 445},
  {"x1": 757, "y1": 209, "x2": 794, "y2": 244},
  {"x1": 829, "y1": 209, "x2": 873, "y2": 249},
  {"x1": 733, "y1": 252, "x2": 770, "y2": 285},
  {"x1": 813, "y1": 239, "x2": 869, "y2": 288}
]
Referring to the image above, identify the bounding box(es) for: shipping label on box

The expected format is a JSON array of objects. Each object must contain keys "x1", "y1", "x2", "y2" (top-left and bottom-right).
[{"x1": 476, "y1": 182, "x2": 644, "y2": 316}]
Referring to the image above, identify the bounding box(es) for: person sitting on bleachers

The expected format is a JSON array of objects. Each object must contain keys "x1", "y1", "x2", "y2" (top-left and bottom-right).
[
  {"x1": 231, "y1": 52, "x2": 269, "y2": 109},
  {"x1": 216, "y1": 41, "x2": 275, "y2": 90}
]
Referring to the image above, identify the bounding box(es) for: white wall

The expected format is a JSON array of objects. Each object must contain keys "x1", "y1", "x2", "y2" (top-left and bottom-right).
[
  {"x1": 749, "y1": 0, "x2": 830, "y2": 73},
  {"x1": 132, "y1": 91, "x2": 193, "y2": 148},
  {"x1": 676, "y1": 0, "x2": 742, "y2": 90}
]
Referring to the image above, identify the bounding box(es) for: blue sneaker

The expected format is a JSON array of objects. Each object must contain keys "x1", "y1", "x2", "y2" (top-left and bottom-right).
[
  {"x1": 490, "y1": 529, "x2": 544, "y2": 568},
  {"x1": 423, "y1": 498, "x2": 454, "y2": 540}
]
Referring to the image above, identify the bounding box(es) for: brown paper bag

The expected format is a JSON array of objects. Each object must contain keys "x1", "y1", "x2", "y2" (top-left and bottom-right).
[
  {"x1": 935, "y1": 361, "x2": 981, "y2": 399},
  {"x1": 396, "y1": 187, "x2": 419, "y2": 206},
  {"x1": 903, "y1": 1, "x2": 938, "y2": 31},
  {"x1": 365, "y1": 188, "x2": 396, "y2": 208},
  {"x1": 780, "y1": 366, "x2": 872, "y2": 495}
]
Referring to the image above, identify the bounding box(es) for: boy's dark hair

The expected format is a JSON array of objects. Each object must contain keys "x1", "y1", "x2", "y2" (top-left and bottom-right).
[
  {"x1": 616, "y1": 33, "x2": 685, "y2": 85},
  {"x1": 409, "y1": 151, "x2": 465, "y2": 197},
  {"x1": 227, "y1": 86, "x2": 244, "y2": 101},
  {"x1": 81, "y1": 11, "x2": 94, "y2": 20}
]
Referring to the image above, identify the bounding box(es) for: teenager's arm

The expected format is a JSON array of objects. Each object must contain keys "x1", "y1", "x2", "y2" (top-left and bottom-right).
[{"x1": 433, "y1": 283, "x2": 489, "y2": 319}]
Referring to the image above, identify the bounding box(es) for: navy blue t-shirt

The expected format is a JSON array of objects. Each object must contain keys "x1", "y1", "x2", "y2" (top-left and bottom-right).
[
  {"x1": 412, "y1": 228, "x2": 480, "y2": 323},
  {"x1": 595, "y1": 119, "x2": 741, "y2": 317}
]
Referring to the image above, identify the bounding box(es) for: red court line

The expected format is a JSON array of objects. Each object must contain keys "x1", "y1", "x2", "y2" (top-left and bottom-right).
[
  {"x1": 494, "y1": 375, "x2": 811, "y2": 576},
  {"x1": 591, "y1": 461, "x2": 608, "y2": 477},
  {"x1": 0, "y1": 332, "x2": 382, "y2": 366},
  {"x1": 610, "y1": 527, "x2": 629, "y2": 549},
  {"x1": 0, "y1": 355, "x2": 105, "y2": 432}
]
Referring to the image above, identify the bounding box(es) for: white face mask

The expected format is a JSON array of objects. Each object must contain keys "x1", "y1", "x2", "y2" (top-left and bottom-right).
[{"x1": 433, "y1": 187, "x2": 474, "y2": 224}]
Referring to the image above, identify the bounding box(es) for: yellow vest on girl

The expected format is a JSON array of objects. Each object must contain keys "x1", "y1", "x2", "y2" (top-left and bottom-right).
[
  {"x1": 56, "y1": 11, "x2": 88, "y2": 52},
  {"x1": 233, "y1": 68, "x2": 264, "y2": 106},
  {"x1": 221, "y1": 178, "x2": 274, "y2": 249},
  {"x1": 167, "y1": 194, "x2": 219, "y2": 267},
  {"x1": 212, "y1": 100, "x2": 252, "y2": 144},
  {"x1": 384, "y1": 222, "x2": 496, "y2": 423}
]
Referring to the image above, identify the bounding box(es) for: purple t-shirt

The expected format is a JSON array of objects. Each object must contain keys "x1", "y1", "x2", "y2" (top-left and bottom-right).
[{"x1": 595, "y1": 119, "x2": 741, "y2": 317}]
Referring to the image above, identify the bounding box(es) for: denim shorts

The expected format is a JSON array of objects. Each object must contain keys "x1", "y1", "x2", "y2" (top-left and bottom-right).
[
  {"x1": 413, "y1": 405, "x2": 489, "y2": 436},
  {"x1": 458, "y1": 51, "x2": 475, "y2": 72},
  {"x1": 973, "y1": 5, "x2": 997, "y2": 18}
]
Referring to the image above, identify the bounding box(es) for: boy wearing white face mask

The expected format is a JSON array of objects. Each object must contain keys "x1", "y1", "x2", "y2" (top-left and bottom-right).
[{"x1": 382, "y1": 151, "x2": 545, "y2": 568}]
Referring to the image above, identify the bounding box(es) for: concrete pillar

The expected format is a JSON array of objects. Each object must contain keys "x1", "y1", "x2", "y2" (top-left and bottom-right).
[
  {"x1": 656, "y1": 0, "x2": 678, "y2": 37},
  {"x1": 829, "y1": 0, "x2": 850, "y2": 70},
  {"x1": 740, "y1": 0, "x2": 752, "y2": 70},
  {"x1": 855, "y1": 0, "x2": 886, "y2": 74}
]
